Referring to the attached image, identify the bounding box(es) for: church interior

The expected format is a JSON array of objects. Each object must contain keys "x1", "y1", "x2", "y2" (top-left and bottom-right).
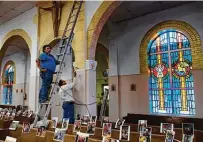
[{"x1": 0, "y1": 1, "x2": 203, "y2": 142}]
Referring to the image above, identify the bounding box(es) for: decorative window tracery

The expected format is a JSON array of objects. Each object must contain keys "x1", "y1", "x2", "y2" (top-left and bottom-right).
[{"x1": 148, "y1": 29, "x2": 195, "y2": 115}]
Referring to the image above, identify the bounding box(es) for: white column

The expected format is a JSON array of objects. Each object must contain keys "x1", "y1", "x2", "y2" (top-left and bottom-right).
[
  {"x1": 85, "y1": 60, "x2": 97, "y2": 116},
  {"x1": 28, "y1": 38, "x2": 38, "y2": 111},
  {"x1": 109, "y1": 30, "x2": 120, "y2": 121}
]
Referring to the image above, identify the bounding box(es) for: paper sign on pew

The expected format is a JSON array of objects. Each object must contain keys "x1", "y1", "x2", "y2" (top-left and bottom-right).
[
  {"x1": 139, "y1": 127, "x2": 152, "y2": 142},
  {"x1": 5, "y1": 136, "x2": 17, "y2": 142},
  {"x1": 53, "y1": 128, "x2": 66, "y2": 142},
  {"x1": 115, "y1": 119, "x2": 125, "y2": 129},
  {"x1": 75, "y1": 132, "x2": 89, "y2": 142},
  {"x1": 86, "y1": 122, "x2": 96, "y2": 135},
  {"x1": 120, "y1": 125, "x2": 131, "y2": 141},
  {"x1": 9, "y1": 121, "x2": 19, "y2": 131}
]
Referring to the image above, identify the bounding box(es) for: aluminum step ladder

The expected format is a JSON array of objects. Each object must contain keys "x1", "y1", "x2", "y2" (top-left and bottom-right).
[
  {"x1": 33, "y1": 1, "x2": 83, "y2": 127},
  {"x1": 99, "y1": 89, "x2": 109, "y2": 121}
]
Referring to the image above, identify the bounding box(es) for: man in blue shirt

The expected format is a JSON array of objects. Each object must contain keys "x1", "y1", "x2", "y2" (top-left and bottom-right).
[{"x1": 36, "y1": 44, "x2": 58, "y2": 103}]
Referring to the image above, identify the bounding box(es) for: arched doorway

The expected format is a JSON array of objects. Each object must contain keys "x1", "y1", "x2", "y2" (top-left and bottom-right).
[
  {"x1": 95, "y1": 43, "x2": 109, "y2": 118},
  {"x1": 0, "y1": 35, "x2": 31, "y2": 106}
]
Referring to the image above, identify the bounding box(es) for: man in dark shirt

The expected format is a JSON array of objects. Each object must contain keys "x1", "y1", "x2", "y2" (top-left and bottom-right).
[{"x1": 36, "y1": 45, "x2": 58, "y2": 103}]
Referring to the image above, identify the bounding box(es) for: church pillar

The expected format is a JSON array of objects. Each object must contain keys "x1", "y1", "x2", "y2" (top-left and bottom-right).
[
  {"x1": 85, "y1": 60, "x2": 97, "y2": 116},
  {"x1": 28, "y1": 41, "x2": 39, "y2": 112},
  {"x1": 108, "y1": 27, "x2": 120, "y2": 121}
]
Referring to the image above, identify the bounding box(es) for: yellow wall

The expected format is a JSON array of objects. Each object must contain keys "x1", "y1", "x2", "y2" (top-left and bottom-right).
[
  {"x1": 38, "y1": 1, "x2": 85, "y2": 69},
  {"x1": 95, "y1": 43, "x2": 109, "y2": 104}
]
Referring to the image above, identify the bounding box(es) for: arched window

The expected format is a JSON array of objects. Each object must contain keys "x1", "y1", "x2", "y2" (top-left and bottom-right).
[
  {"x1": 2, "y1": 61, "x2": 15, "y2": 104},
  {"x1": 148, "y1": 29, "x2": 195, "y2": 115}
]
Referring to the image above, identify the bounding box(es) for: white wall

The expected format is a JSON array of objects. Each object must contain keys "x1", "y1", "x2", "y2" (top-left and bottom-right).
[
  {"x1": 109, "y1": 2, "x2": 203, "y2": 76},
  {"x1": 0, "y1": 8, "x2": 38, "y2": 111},
  {"x1": 98, "y1": 24, "x2": 110, "y2": 49},
  {"x1": 0, "y1": 51, "x2": 31, "y2": 106}
]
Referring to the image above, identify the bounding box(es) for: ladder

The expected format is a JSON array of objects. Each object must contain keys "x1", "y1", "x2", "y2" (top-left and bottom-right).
[
  {"x1": 99, "y1": 89, "x2": 109, "y2": 121},
  {"x1": 33, "y1": 1, "x2": 83, "y2": 127}
]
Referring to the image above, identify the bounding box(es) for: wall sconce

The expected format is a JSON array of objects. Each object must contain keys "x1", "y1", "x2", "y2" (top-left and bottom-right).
[
  {"x1": 130, "y1": 83, "x2": 136, "y2": 91},
  {"x1": 111, "y1": 84, "x2": 116, "y2": 91},
  {"x1": 24, "y1": 93, "x2": 27, "y2": 100}
]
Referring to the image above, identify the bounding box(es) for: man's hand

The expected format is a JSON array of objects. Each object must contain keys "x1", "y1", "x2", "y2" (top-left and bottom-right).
[
  {"x1": 56, "y1": 61, "x2": 60, "y2": 65},
  {"x1": 36, "y1": 59, "x2": 41, "y2": 69},
  {"x1": 40, "y1": 68, "x2": 47, "y2": 72},
  {"x1": 73, "y1": 71, "x2": 77, "y2": 77}
]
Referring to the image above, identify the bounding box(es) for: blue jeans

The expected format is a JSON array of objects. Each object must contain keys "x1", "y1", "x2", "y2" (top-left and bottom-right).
[
  {"x1": 62, "y1": 102, "x2": 74, "y2": 124},
  {"x1": 39, "y1": 70, "x2": 53, "y2": 103}
]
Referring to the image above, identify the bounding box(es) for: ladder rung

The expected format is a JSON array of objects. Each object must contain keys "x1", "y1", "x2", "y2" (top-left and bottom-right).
[
  {"x1": 70, "y1": 14, "x2": 76, "y2": 18},
  {"x1": 41, "y1": 102, "x2": 49, "y2": 105},
  {"x1": 68, "y1": 21, "x2": 75, "y2": 25},
  {"x1": 65, "y1": 28, "x2": 72, "y2": 32},
  {"x1": 37, "y1": 114, "x2": 44, "y2": 117},
  {"x1": 53, "y1": 71, "x2": 62, "y2": 74},
  {"x1": 56, "y1": 53, "x2": 64, "y2": 56},
  {"x1": 62, "y1": 36, "x2": 70, "y2": 40},
  {"x1": 57, "y1": 60, "x2": 65, "y2": 63},
  {"x1": 52, "y1": 82, "x2": 57, "y2": 85},
  {"x1": 59, "y1": 45, "x2": 66, "y2": 48},
  {"x1": 73, "y1": 6, "x2": 79, "y2": 10}
]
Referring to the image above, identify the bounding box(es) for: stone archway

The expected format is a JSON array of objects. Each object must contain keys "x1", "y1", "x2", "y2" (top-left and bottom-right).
[
  {"x1": 0, "y1": 30, "x2": 31, "y2": 106},
  {"x1": 87, "y1": 1, "x2": 122, "y2": 60},
  {"x1": 0, "y1": 29, "x2": 32, "y2": 70},
  {"x1": 0, "y1": 29, "x2": 32, "y2": 50}
]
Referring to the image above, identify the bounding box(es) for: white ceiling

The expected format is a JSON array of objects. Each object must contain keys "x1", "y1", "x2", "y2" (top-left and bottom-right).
[
  {"x1": 0, "y1": 1, "x2": 35, "y2": 25},
  {"x1": 109, "y1": 1, "x2": 192, "y2": 23}
]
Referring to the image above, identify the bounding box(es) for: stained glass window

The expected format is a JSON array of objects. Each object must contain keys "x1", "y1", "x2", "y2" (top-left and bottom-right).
[
  {"x1": 148, "y1": 29, "x2": 195, "y2": 115},
  {"x1": 3, "y1": 64, "x2": 14, "y2": 104}
]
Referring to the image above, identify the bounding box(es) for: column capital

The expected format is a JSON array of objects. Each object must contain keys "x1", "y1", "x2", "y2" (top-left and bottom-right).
[{"x1": 85, "y1": 60, "x2": 97, "y2": 71}]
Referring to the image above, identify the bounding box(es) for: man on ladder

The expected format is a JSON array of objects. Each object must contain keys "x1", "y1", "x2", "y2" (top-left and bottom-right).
[
  {"x1": 36, "y1": 44, "x2": 59, "y2": 104},
  {"x1": 33, "y1": 1, "x2": 83, "y2": 127}
]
